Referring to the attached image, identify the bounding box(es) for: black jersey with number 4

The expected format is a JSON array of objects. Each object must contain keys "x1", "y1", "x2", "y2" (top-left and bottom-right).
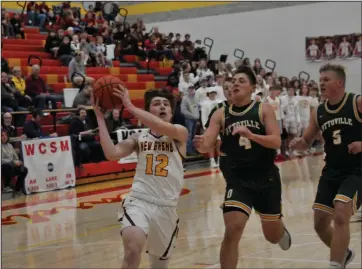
[
  {"x1": 221, "y1": 101, "x2": 277, "y2": 181},
  {"x1": 316, "y1": 93, "x2": 362, "y2": 173}
]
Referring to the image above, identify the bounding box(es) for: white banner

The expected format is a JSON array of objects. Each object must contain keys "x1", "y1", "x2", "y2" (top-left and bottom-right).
[
  {"x1": 21, "y1": 136, "x2": 76, "y2": 194},
  {"x1": 116, "y1": 128, "x2": 148, "y2": 164}
]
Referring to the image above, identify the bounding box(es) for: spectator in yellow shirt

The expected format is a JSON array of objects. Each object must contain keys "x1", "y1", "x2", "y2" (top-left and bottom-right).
[{"x1": 11, "y1": 66, "x2": 26, "y2": 95}]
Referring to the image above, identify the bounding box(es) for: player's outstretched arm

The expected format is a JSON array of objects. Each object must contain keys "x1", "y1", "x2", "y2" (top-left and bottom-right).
[
  {"x1": 113, "y1": 85, "x2": 188, "y2": 143},
  {"x1": 237, "y1": 103, "x2": 281, "y2": 149},
  {"x1": 194, "y1": 108, "x2": 222, "y2": 153},
  {"x1": 92, "y1": 94, "x2": 137, "y2": 160},
  {"x1": 290, "y1": 106, "x2": 320, "y2": 151}
]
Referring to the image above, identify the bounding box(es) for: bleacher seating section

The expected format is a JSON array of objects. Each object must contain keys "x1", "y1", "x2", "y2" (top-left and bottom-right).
[{"x1": 2, "y1": 25, "x2": 176, "y2": 182}]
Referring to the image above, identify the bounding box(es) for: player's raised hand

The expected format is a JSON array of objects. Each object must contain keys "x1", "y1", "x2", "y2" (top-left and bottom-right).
[
  {"x1": 91, "y1": 91, "x2": 104, "y2": 117},
  {"x1": 348, "y1": 141, "x2": 362, "y2": 154},
  {"x1": 193, "y1": 135, "x2": 204, "y2": 149},
  {"x1": 113, "y1": 84, "x2": 132, "y2": 108},
  {"x1": 232, "y1": 126, "x2": 253, "y2": 139}
]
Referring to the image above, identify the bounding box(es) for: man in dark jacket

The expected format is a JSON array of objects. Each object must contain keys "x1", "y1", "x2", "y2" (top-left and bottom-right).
[{"x1": 68, "y1": 107, "x2": 105, "y2": 165}]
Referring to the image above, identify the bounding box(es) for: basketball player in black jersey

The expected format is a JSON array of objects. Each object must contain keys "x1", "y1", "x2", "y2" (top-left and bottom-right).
[
  {"x1": 290, "y1": 64, "x2": 362, "y2": 269},
  {"x1": 194, "y1": 66, "x2": 291, "y2": 269}
]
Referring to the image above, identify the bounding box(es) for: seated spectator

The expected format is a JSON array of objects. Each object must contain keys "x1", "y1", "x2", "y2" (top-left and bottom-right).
[
  {"x1": 23, "y1": 109, "x2": 58, "y2": 139},
  {"x1": 1, "y1": 8, "x2": 14, "y2": 38},
  {"x1": 44, "y1": 30, "x2": 61, "y2": 57},
  {"x1": 1, "y1": 57, "x2": 9, "y2": 73},
  {"x1": 105, "y1": 108, "x2": 131, "y2": 142},
  {"x1": 69, "y1": 51, "x2": 95, "y2": 86},
  {"x1": 9, "y1": 67, "x2": 32, "y2": 108},
  {"x1": 1, "y1": 72, "x2": 27, "y2": 126},
  {"x1": 69, "y1": 107, "x2": 105, "y2": 166},
  {"x1": 181, "y1": 84, "x2": 199, "y2": 156},
  {"x1": 1, "y1": 112, "x2": 26, "y2": 157},
  {"x1": 38, "y1": 1, "x2": 54, "y2": 25},
  {"x1": 195, "y1": 77, "x2": 210, "y2": 105},
  {"x1": 1, "y1": 129, "x2": 28, "y2": 197},
  {"x1": 196, "y1": 59, "x2": 214, "y2": 80},
  {"x1": 72, "y1": 83, "x2": 92, "y2": 108},
  {"x1": 26, "y1": 2, "x2": 46, "y2": 29},
  {"x1": 10, "y1": 13, "x2": 24, "y2": 39},
  {"x1": 57, "y1": 35, "x2": 73, "y2": 66},
  {"x1": 70, "y1": 34, "x2": 81, "y2": 55},
  {"x1": 25, "y1": 65, "x2": 62, "y2": 109},
  {"x1": 96, "y1": 35, "x2": 111, "y2": 67}
]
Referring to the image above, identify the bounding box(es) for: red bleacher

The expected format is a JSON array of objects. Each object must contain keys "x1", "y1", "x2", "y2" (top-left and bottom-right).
[{"x1": 2, "y1": 26, "x2": 174, "y2": 181}]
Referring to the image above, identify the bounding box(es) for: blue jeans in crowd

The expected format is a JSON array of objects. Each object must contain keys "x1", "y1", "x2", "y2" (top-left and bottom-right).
[
  {"x1": 27, "y1": 12, "x2": 46, "y2": 28},
  {"x1": 185, "y1": 118, "x2": 197, "y2": 155}
]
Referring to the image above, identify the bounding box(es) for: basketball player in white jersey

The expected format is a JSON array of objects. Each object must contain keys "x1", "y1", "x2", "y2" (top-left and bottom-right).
[
  {"x1": 92, "y1": 86, "x2": 188, "y2": 269},
  {"x1": 338, "y1": 37, "x2": 352, "y2": 58},
  {"x1": 322, "y1": 38, "x2": 336, "y2": 59},
  {"x1": 306, "y1": 39, "x2": 320, "y2": 59},
  {"x1": 353, "y1": 35, "x2": 362, "y2": 57}
]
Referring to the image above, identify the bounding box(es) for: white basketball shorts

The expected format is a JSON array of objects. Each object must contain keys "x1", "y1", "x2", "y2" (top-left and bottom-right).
[
  {"x1": 118, "y1": 196, "x2": 179, "y2": 260},
  {"x1": 284, "y1": 118, "x2": 299, "y2": 135}
]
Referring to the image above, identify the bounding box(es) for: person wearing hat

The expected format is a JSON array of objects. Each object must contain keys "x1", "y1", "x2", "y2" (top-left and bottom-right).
[
  {"x1": 200, "y1": 87, "x2": 223, "y2": 168},
  {"x1": 181, "y1": 84, "x2": 199, "y2": 155}
]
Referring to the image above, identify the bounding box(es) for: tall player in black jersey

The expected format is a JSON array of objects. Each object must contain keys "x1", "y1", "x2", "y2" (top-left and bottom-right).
[
  {"x1": 194, "y1": 66, "x2": 291, "y2": 269},
  {"x1": 290, "y1": 64, "x2": 362, "y2": 269}
]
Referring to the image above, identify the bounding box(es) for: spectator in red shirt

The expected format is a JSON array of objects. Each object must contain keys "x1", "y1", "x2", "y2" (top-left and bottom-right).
[
  {"x1": 25, "y1": 65, "x2": 62, "y2": 109},
  {"x1": 26, "y1": 2, "x2": 46, "y2": 29}
]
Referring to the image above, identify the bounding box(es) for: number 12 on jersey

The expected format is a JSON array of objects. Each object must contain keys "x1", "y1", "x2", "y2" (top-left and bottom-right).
[{"x1": 145, "y1": 154, "x2": 169, "y2": 177}]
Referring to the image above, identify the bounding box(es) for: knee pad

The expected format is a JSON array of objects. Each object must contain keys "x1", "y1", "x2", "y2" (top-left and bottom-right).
[{"x1": 148, "y1": 254, "x2": 170, "y2": 269}]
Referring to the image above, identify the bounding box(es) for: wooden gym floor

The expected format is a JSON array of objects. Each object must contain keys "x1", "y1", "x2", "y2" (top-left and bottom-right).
[{"x1": 1, "y1": 155, "x2": 361, "y2": 268}]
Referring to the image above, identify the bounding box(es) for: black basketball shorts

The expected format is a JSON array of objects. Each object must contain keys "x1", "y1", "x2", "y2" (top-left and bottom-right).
[
  {"x1": 223, "y1": 166, "x2": 283, "y2": 221},
  {"x1": 313, "y1": 166, "x2": 362, "y2": 215}
]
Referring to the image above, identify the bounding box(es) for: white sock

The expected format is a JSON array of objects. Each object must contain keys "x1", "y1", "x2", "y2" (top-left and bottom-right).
[{"x1": 330, "y1": 261, "x2": 343, "y2": 269}]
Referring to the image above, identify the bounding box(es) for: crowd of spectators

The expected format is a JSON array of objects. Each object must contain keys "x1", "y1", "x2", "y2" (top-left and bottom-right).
[{"x1": 1, "y1": 2, "x2": 324, "y2": 196}]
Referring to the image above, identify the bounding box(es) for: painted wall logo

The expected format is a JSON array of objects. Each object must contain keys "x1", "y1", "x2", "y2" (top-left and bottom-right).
[{"x1": 2, "y1": 188, "x2": 191, "y2": 225}]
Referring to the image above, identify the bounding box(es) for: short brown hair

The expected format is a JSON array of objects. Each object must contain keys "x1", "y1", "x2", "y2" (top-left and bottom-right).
[
  {"x1": 319, "y1": 63, "x2": 346, "y2": 86},
  {"x1": 144, "y1": 88, "x2": 176, "y2": 114},
  {"x1": 270, "y1": 85, "x2": 282, "y2": 91}
]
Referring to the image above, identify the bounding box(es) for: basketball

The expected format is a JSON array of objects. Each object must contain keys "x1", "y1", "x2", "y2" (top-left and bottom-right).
[{"x1": 93, "y1": 76, "x2": 124, "y2": 110}]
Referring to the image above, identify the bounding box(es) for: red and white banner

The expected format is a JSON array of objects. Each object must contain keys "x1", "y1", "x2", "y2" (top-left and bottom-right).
[
  {"x1": 21, "y1": 136, "x2": 76, "y2": 194},
  {"x1": 116, "y1": 128, "x2": 148, "y2": 164}
]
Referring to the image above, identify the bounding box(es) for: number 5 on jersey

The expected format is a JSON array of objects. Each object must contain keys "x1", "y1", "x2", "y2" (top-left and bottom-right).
[
  {"x1": 145, "y1": 154, "x2": 169, "y2": 177},
  {"x1": 333, "y1": 129, "x2": 341, "y2": 145}
]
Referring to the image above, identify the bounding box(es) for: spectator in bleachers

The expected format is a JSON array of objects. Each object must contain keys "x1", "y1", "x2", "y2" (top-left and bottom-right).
[
  {"x1": 2, "y1": 112, "x2": 17, "y2": 138},
  {"x1": 70, "y1": 34, "x2": 81, "y2": 54},
  {"x1": 57, "y1": 36, "x2": 73, "y2": 66},
  {"x1": 195, "y1": 77, "x2": 210, "y2": 105},
  {"x1": 96, "y1": 35, "x2": 110, "y2": 66},
  {"x1": 196, "y1": 59, "x2": 214, "y2": 80},
  {"x1": 182, "y1": 34, "x2": 192, "y2": 48},
  {"x1": 38, "y1": 2, "x2": 54, "y2": 24},
  {"x1": 69, "y1": 107, "x2": 105, "y2": 166},
  {"x1": 105, "y1": 108, "x2": 131, "y2": 143},
  {"x1": 1, "y1": 57, "x2": 9, "y2": 74},
  {"x1": 1, "y1": 72, "x2": 27, "y2": 126},
  {"x1": 213, "y1": 74, "x2": 227, "y2": 101},
  {"x1": 181, "y1": 84, "x2": 199, "y2": 156},
  {"x1": 26, "y1": 2, "x2": 46, "y2": 29},
  {"x1": 10, "y1": 13, "x2": 25, "y2": 39},
  {"x1": 1, "y1": 8, "x2": 14, "y2": 38},
  {"x1": 44, "y1": 30, "x2": 60, "y2": 57},
  {"x1": 1, "y1": 129, "x2": 28, "y2": 196},
  {"x1": 72, "y1": 84, "x2": 92, "y2": 108},
  {"x1": 25, "y1": 64, "x2": 61, "y2": 109},
  {"x1": 11, "y1": 67, "x2": 32, "y2": 108},
  {"x1": 23, "y1": 109, "x2": 58, "y2": 139},
  {"x1": 69, "y1": 51, "x2": 95, "y2": 86},
  {"x1": 253, "y1": 58, "x2": 263, "y2": 75},
  {"x1": 172, "y1": 33, "x2": 182, "y2": 47}
]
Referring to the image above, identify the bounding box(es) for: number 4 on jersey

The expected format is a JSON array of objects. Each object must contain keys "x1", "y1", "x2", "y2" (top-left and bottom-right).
[{"x1": 239, "y1": 137, "x2": 252, "y2": 149}]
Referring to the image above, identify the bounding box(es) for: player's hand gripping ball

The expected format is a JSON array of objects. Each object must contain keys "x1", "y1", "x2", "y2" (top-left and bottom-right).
[{"x1": 93, "y1": 75, "x2": 125, "y2": 110}]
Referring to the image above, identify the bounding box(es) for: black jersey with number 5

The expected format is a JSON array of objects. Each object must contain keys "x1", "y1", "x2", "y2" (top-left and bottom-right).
[
  {"x1": 221, "y1": 101, "x2": 277, "y2": 184},
  {"x1": 316, "y1": 93, "x2": 362, "y2": 173}
]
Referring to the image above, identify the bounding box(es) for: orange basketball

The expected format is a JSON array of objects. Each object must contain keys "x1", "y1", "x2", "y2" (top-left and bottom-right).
[{"x1": 93, "y1": 76, "x2": 124, "y2": 110}]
